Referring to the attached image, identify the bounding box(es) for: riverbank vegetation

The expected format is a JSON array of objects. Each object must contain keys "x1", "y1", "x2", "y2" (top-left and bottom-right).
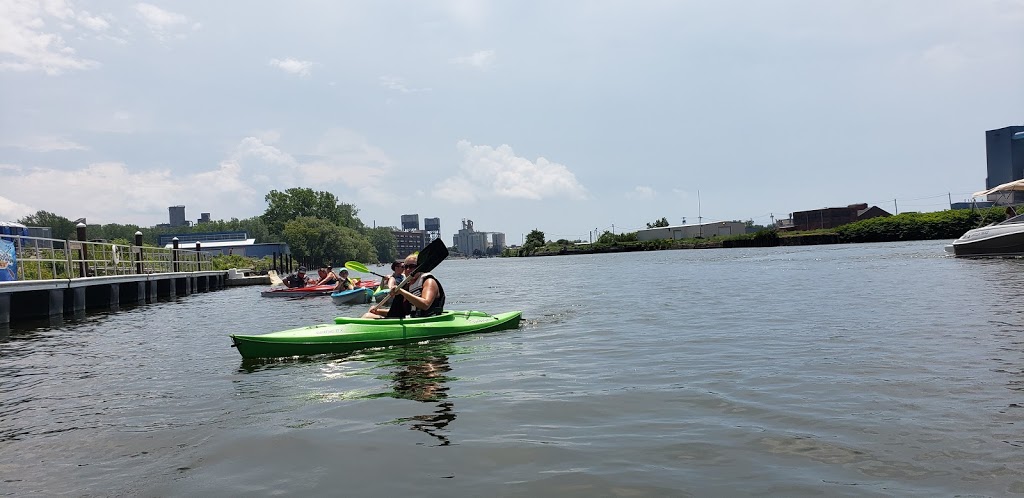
[{"x1": 503, "y1": 207, "x2": 1009, "y2": 257}]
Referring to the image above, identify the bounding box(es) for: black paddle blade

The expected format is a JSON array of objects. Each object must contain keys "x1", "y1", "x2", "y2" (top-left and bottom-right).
[{"x1": 414, "y1": 237, "x2": 449, "y2": 274}]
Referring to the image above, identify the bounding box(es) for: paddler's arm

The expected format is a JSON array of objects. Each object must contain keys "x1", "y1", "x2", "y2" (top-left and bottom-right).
[{"x1": 393, "y1": 278, "x2": 438, "y2": 311}]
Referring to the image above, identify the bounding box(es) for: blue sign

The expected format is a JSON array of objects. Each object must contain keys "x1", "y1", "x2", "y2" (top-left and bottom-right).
[{"x1": 0, "y1": 238, "x2": 16, "y2": 281}]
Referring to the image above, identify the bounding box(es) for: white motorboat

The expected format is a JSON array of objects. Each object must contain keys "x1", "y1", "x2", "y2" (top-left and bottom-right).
[{"x1": 945, "y1": 214, "x2": 1024, "y2": 257}]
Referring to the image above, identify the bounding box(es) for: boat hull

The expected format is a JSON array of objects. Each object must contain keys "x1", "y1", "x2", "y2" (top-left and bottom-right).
[
  {"x1": 949, "y1": 223, "x2": 1024, "y2": 257},
  {"x1": 230, "y1": 310, "x2": 522, "y2": 359},
  {"x1": 331, "y1": 288, "x2": 373, "y2": 305},
  {"x1": 259, "y1": 284, "x2": 336, "y2": 298}
]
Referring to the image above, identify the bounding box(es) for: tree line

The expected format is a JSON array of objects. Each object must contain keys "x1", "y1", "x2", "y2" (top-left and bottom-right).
[{"x1": 16, "y1": 187, "x2": 399, "y2": 267}]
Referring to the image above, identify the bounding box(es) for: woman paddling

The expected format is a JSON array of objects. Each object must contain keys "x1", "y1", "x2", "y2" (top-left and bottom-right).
[
  {"x1": 362, "y1": 254, "x2": 445, "y2": 319},
  {"x1": 315, "y1": 265, "x2": 340, "y2": 286}
]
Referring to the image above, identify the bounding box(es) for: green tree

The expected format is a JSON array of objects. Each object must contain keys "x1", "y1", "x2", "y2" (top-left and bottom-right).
[
  {"x1": 281, "y1": 217, "x2": 376, "y2": 266},
  {"x1": 597, "y1": 230, "x2": 636, "y2": 243},
  {"x1": 520, "y1": 229, "x2": 547, "y2": 256},
  {"x1": 646, "y1": 217, "x2": 669, "y2": 228},
  {"x1": 95, "y1": 223, "x2": 143, "y2": 242},
  {"x1": 365, "y1": 226, "x2": 398, "y2": 263},
  {"x1": 525, "y1": 229, "x2": 545, "y2": 246},
  {"x1": 261, "y1": 188, "x2": 361, "y2": 237},
  {"x1": 18, "y1": 210, "x2": 77, "y2": 239}
]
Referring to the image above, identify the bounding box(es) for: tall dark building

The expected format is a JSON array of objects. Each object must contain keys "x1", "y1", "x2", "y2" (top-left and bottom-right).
[
  {"x1": 401, "y1": 214, "x2": 420, "y2": 230},
  {"x1": 986, "y1": 125, "x2": 1024, "y2": 189},
  {"x1": 392, "y1": 230, "x2": 427, "y2": 259},
  {"x1": 168, "y1": 205, "x2": 187, "y2": 227}
]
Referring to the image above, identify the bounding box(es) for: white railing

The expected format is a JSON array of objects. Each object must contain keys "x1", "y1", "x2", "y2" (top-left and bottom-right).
[{"x1": 0, "y1": 234, "x2": 214, "y2": 281}]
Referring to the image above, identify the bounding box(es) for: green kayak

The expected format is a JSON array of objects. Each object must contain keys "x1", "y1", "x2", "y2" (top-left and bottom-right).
[{"x1": 230, "y1": 310, "x2": 522, "y2": 359}]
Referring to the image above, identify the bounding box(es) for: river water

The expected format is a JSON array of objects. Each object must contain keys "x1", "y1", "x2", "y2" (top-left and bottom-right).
[{"x1": 2, "y1": 240, "x2": 1024, "y2": 496}]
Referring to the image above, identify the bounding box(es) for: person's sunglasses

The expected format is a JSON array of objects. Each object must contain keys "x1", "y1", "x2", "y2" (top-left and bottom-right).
[{"x1": 403, "y1": 263, "x2": 417, "y2": 269}]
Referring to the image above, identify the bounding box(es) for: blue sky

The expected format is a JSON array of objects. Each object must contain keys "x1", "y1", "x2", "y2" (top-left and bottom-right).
[{"x1": 1, "y1": 1, "x2": 1022, "y2": 243}]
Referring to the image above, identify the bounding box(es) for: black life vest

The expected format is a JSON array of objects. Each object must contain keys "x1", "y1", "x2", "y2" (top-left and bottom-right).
[{"x1": 386, "y1": 273, "x2": 445, "y2": 318}]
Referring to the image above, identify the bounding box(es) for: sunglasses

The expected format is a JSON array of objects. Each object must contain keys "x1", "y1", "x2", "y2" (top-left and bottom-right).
[{"x1": 402, "y1": 263, "x2": 417, "y2": 269}]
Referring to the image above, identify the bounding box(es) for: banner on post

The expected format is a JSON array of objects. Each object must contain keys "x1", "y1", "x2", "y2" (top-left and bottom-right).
[{"x1": 0, "y1": 238, "x2": 17, "y2": 281}]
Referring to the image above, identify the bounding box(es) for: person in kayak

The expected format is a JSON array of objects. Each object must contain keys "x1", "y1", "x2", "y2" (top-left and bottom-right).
[
  {"x1": 315, "y1": 264, "x2": 340, "y2": 286},
  {"x1": 333, "y1": 268, "x2": 356, "y2": 292},
  {"x1": 283, "y1": 267, "x2": 312, "y2": 288},
  {"x1": 380, "y1": 260, "x2": 405, "y2": 290},
  {"x1": 363, "y1": 254, "x2": 445, "y2": 319}
]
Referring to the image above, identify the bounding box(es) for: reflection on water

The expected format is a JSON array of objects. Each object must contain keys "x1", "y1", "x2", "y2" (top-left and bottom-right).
[
  {"x1": 365, "y1": 342, "x2": 458, "y2": 446},
  {"x1": 233, "y1": 341, "x2": 462, "y2": 446}
]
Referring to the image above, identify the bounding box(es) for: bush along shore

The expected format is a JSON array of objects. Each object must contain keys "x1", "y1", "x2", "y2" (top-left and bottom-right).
[{"x1": 503, "y1": 207, "x2": 1009, "y2": 257}]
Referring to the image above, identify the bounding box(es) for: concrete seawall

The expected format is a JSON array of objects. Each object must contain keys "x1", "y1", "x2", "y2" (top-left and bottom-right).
[{"x1": 0, "y1": 270, "x2": 269, "y2": 326}]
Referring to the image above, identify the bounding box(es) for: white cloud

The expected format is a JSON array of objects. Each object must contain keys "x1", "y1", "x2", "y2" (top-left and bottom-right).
[
  {"x1": 449, "y1": 49, "x2": 495, "y2": 70},
  {"x1": 134, "y1": 3, "x2": 199, "y2": 41},
  {"x1": 0, "y1": 195, "x2": 34, "y2": 221},
  {"x1": 0, "y1": 0, "x2": 100, "y2": 75},
  {"x1": 5, "y1": 135, "x2": 89, "y2": 152},
  {"x1": 625, "y1": 186, "x2": 656, "y2": 200},
  {"x1": 252, "y1": 130, "x2": 281, "y2": 144},
  {"x1": 234, "y1": 136, "x2": 295, "y2": 165},
  {"x1": 217, "y1": 131, "x2": 395, "y2": 206},
  {"x1": 269, "y1": 57, "x2": 313, "y2": 77},
  {"x1": 76, "y1": 11, "x2": 110, "y2": 32},
  {"x1": 0, "y1": 156, "x2": 266, "y2": 225},
  {"x1": 379, "y1": 76, "x2": 430, "y2": 94},
  {"x1": 433, "y1": 140, "x2": 588, "y2": 203},
  {"x1": 432, "y1": 176, "x2": 477, "y2": 204}
]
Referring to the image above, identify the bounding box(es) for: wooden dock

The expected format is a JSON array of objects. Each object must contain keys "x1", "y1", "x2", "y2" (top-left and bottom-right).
[{"x1": 0, "y1": 271, "x2": 235, "y2": 326}]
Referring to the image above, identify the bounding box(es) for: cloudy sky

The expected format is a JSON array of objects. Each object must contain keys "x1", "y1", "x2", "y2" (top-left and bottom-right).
[{"x1": 1, "y1": 1, "x2": 1022, "y2": 243}]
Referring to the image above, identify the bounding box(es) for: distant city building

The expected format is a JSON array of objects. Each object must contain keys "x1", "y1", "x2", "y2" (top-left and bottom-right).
[
  {"x1": 424, "y1": 217, "x2": 440, "y2": 242},
  {"x1": 197, "y1": 212, "x2": 211, "y2": 224},
  {"x1": 158, "y1": 231, "x2": 288, "y2": 258},
  {"x1": 158, "y1": 231, "x2": 249, "y2": 246},
  {"x1": 636, "y1": 221, "x2": 747, "y2": 241},
  {"x1": 401, "y1": 214, "x2": 420, "y2": 231},
  {"x1": 790, "y1": 203, "x2": 890, "y2": 231},
  {"x1": 951, "y1": 200, "x2": 995, "y2": 210},
  {"x1": 491, "y1": 232, "x2": 506, "y2": 250},
  {"x1": 452, "y1": 219, "x2": 505, "y2": 255},
  {"x1": 168, "y1": 205, "x2": 187, "y2": 228},
  {"x1": 392, "y1": 229, "x2": 428, "y2": 259},
  {"x1": 985, "y1": 125, "x2": 1024, "y2": 204},
  {"x1": 26, "y1": 226, "x2": 52, "y2": 239}
]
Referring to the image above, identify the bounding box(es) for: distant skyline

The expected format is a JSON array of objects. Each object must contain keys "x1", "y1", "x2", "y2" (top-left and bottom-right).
[{"x1": 2, "y1": 1, "x2": 1023, "y2": 243}]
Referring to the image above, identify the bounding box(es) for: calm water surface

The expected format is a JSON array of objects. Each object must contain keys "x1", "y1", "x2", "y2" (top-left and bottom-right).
[{"x1": 3, "y1": 240, "x2": 1024, "y2": 496}]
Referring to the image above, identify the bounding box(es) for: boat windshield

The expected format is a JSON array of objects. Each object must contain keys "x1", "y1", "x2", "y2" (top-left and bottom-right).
[{"x1": 1000, "y1": 213, "x2": 1024, "y2": 225}]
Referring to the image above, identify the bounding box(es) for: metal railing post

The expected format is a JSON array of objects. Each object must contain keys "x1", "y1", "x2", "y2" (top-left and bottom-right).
[
  {"x1": 76, "y1": 223, "x2": 88, "y2": 277},
  {"x1": 172, "y1": 237, "x2": 179, "y2": 273},
  {"x1": 65, "y1": 238, "x2": 73, "y2": 278},
  {"x1": 134, "y1": 231, "x2": 144, "y2": 274}
]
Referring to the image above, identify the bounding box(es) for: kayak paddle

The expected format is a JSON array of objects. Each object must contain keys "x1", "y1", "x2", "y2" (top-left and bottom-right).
[
  {"x1": 267, "y1": 269, "x2": 285, "y2": 287},
  {"x1": 368, "y1": 238, "x2": 449, "y2": 313},
  {"x1": 344, "y1": 261, "x2": 389, "y2": 279}
]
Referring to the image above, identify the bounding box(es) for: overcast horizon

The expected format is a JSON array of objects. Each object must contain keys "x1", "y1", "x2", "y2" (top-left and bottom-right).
[{"x1": 2, "y1": 1, "x2": 1023, "y2": 243}]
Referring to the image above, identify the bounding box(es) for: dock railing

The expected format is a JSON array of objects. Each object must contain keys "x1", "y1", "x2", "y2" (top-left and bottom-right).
[{"x1": 0, "y1": 233, "x2": 214, "y2": 281}]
